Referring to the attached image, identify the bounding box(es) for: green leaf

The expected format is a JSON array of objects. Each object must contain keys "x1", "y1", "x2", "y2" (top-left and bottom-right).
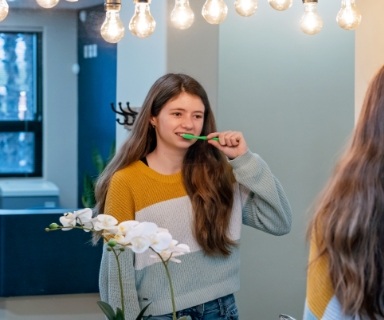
[
  {"x1": 92, "y1": 148, "x2": 106, "y2": 173},
  {"x1": 81, "y1": 174, "x2": 95, "y2": 207},
  {"x1": 108, "y1": 141, "x2": 116, "y2": 162},
  {"x1": 97, "y1": 301, "x2": 116, "y2": 320},
  {"x1": 135, "y1": 302, "x2": 152, "y2": 320},
  {"x1": 177, "y1": 317, "x2": 190, "y2": 320},
  {"x1": 81, "y1": 142, "x2": 115, "y2": 208},
  {"x1": 115, "y1": 307, "x2": 125, "y2": 320}
]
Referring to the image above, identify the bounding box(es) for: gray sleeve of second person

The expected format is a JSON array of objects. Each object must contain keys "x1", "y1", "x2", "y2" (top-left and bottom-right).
[
  {"x1": 229, "y1": 150, "x2": 292, "y2": 235},
  {"x1": 99, "y1": 243, "x2": 141, "y2": 320}
]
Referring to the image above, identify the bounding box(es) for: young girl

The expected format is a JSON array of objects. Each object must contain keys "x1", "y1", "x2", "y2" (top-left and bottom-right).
[
  {"x1": 95, "y1": 73, "x2": 292, "y2": 320},
  {"x1": 304, "y1": 65, "x2": 384, "y2": 320}
]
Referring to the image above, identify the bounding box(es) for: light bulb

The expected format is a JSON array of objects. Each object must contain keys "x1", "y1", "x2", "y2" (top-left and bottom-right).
[
  {"x1": 129, "y1": 0, "x2": 156, "y2": 38},
  {"x1": 300, "y1": 0, "x2": 323, "y2": 35},
  {"x1": 36, "y1": 0, "x2": 60, "y2": 8},
  {"x1": 100, "y1": 10, "x2": 125, "y2": 43},
  {"x1": 336, "y1": 0, "x2": 361, "y2": 30},
  {"x1": 171, "y1": 0, "x2": 195, "y2": 30},
  {"x1": 268, "y1": 0, "x2": 292, "y2": 11},
  {"x1": 234, "y1": 0, "x2": 257, "y2": 17},
  {"x1": 202, "y1": 0, "x2": 228, "y2": 24},
  {"x1": 0, "y1": 0, "x2": 9, "y2": 22}
]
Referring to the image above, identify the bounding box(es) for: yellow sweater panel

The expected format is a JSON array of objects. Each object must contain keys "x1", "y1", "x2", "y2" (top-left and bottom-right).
[
  {"x1": 306, "y1": 237, "x2": 334, "y2": 318},
  {"x1": 104, "y1": 160, "x2": 187, "y2": 223}
]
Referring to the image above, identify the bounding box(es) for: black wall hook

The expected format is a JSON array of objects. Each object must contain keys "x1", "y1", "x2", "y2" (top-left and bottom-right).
[{"x1": 110, "y1": 101, "x2": 139, "y2": 126}]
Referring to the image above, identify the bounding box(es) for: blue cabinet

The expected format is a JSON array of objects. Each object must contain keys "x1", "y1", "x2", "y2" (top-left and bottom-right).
[{"x1": 0, "y1": 209, "x2": 102, "y2": 297}]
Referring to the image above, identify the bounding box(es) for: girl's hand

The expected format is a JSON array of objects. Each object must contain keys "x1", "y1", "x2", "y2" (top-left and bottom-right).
[{"x1": 207, "y1": 131, "x2": 248, "y2": 159}]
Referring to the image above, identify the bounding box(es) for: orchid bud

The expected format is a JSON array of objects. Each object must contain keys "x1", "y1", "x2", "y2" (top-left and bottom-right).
[
  {"x1": 108, "y1": 239, "x2": 117, "y2": 247},
  {"x1": 49, "y1": 223, "x2": 59, "y2": 230}
]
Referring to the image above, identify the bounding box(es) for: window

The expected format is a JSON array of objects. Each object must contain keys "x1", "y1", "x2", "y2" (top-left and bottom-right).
[{"x1": 0, "y1": 32, "x2": 42, "y2": 177}]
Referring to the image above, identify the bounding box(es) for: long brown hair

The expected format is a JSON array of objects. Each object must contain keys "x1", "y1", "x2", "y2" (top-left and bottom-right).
[
  {"x1": 95, "y1": 73, "x2": 236, "y2": 255},
  {"x1": 307, "y1": 66, "x2": 384, "y2": 318}
]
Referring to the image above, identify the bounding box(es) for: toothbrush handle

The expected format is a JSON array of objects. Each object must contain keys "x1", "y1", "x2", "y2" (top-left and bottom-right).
[{"x1": 200, "y1": 136, "x2": 219, "y2": 141}]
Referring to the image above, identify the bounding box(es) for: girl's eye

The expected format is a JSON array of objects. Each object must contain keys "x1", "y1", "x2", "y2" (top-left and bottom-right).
[{"x1": 173, "y1": 112, "x2": 182, "y2": 117}]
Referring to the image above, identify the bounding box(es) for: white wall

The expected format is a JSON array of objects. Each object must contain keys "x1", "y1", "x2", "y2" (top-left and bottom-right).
[
  {"x1": 355, "y1": 0, "x2": 384, "y2": 119},
  {"x1": 0, "y1": 8, "x2": 78, "y2": 209}
]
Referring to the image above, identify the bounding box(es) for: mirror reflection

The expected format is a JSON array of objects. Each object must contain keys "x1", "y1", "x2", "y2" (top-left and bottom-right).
[{"x1": 0, "y1": 1, "x2": 382, "y2": 320}]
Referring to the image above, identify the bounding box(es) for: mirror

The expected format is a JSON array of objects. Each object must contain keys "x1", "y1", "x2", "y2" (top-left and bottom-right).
[{"x1": 1, "y1": 1, "x2": 381, "y2": 320}]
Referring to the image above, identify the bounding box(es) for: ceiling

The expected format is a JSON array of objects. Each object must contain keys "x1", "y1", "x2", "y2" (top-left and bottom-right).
[{"x1": 7, "y1": 0, "x2": 104, "y2": 10}]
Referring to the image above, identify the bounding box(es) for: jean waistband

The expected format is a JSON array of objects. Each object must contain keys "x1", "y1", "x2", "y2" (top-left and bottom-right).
[
  {"x1": 196, "y1": 293, "x2": 236, "y2": 316},
  {"x1": 205, "y1": 293, "x2": 235, "y2": 306}
]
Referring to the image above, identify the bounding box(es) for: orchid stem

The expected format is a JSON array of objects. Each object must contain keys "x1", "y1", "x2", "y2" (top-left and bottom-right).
[
  {"x1": 152, "y1": 249, "x2": 177, "y2": 320},
  {"x1": 111, "y1": 246, "x2": 125, "y2": 316}
]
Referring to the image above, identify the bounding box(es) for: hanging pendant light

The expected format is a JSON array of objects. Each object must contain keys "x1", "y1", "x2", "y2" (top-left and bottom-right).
[
  {"x1": 268, "y1": 0, "x2": 292, "y2": 11},
  {"x1": 300, "y1": 0, "x2": 323, "y2": 35},
  {"x1": 336, "y1": 0, "x2": 361, "y2": 30},
  {"x1": 202, "y1": 0, "x2": 228, "y2": 24},
  {"x1": 234, "y1": 0, "x2": 258, "y2": 17},
  {"x1": 36, "y1": 0, "x2": 60, "y2": 9},
  {"x1": 100, "y1": 0, "x2": 125, "y2": 43},
  {"x1": 129, "y1": 0, "x2": 156, "y2": 38},
  {"x1": 0, "y1": 0, "x2": 9, "y2": 22},
  {"x1": 0, "y1": 0, "x2": 364, "y2": 40},
  {"x1": 171, "y1": 0, "x2": 195, "y2": 30}
]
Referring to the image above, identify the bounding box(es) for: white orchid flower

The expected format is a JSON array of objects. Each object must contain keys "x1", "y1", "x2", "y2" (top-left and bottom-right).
[
  {"x1": 124, "y1": 221, "x2": 158, "y2": 243},
  {"x1": 123, "y1": 221, "x2": 158, "y2": 253},
  {"x1": 59, "y1": 212, "x2": 79, "y2": 230},
  {"x1": 111, "y1": 233, "x2": 126, "y2": 245},
  {"x1": 74, "y1": 208, "x2": 94, "y2": 231},
  {"x1": 129, "y1": 236, "x2": 152, "y2": 253},
  {"x1": 93, "y1": 214, "x2": 119, "y2": 234},
  {"x1": 112, "y1": 220, "x2": 140, "y2": 245},
  {"x1": 118, "y1": 220, "x2": 140, "y2": 236},
  {"x1": 133, "y1": 222, "x2": 158, "y2": 236},
  {"x1": 48, "y1": 211, "x2": 191, "y2": 320},
  {"x1": 151, "y1": 240, "x2": 190, "y2": 263},
  {"x1": 149, "y1": 231, "x2": 173, "y2": 253}
]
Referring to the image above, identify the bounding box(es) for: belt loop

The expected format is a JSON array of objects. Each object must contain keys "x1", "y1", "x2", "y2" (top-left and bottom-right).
[
  {"x1": 218, "y1": 296, "x2": 226, "y2": 316},
  {"x1": 196, "y1": 302, "x2": 204, "y2": 316}
]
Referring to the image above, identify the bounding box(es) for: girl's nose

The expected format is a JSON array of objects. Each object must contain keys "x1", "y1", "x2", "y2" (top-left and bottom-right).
[{"x1": 181, "y1": 117, "x2": 193, "y2": 129}]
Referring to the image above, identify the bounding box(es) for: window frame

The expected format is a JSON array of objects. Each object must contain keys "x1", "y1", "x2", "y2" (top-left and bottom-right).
[{"x1": 0, "y1": 31, "x2": 43, "y2": 178}]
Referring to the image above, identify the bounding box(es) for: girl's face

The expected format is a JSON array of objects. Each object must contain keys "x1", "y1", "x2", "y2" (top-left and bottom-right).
[{"x1": 150, "y1": 92, "x2": 205, "y2": 153}]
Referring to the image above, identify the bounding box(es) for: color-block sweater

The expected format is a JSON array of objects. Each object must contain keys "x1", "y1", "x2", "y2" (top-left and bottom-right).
[
  {"x1": 99, "y1": 150, "x2": 292, "y2": 320},
  {"x1": 303, "y1": 239, "x2": 371, "y2": 320},
  {"x1": 304, "y1": 238, "x2": 340, "y2": 320}
]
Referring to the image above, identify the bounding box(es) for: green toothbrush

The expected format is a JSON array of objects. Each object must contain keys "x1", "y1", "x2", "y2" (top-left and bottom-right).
[{"x1": 181, "y1": 133, "x2": 219, "y2": 141}]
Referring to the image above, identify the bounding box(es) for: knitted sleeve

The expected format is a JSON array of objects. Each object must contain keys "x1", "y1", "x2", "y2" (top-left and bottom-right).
[{"x1": 229, "y1": 150, "x2": 292, "y2": 235}]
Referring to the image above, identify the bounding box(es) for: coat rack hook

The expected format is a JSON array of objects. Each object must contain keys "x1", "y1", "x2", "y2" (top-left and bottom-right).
[{"x1": 110, "y1": 101, "x2": 139, "y2": 128}]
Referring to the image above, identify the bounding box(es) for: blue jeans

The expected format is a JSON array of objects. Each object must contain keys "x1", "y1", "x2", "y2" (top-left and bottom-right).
[{"x1": 144, "y1": 293, "x2": 239, "y2": 320}]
